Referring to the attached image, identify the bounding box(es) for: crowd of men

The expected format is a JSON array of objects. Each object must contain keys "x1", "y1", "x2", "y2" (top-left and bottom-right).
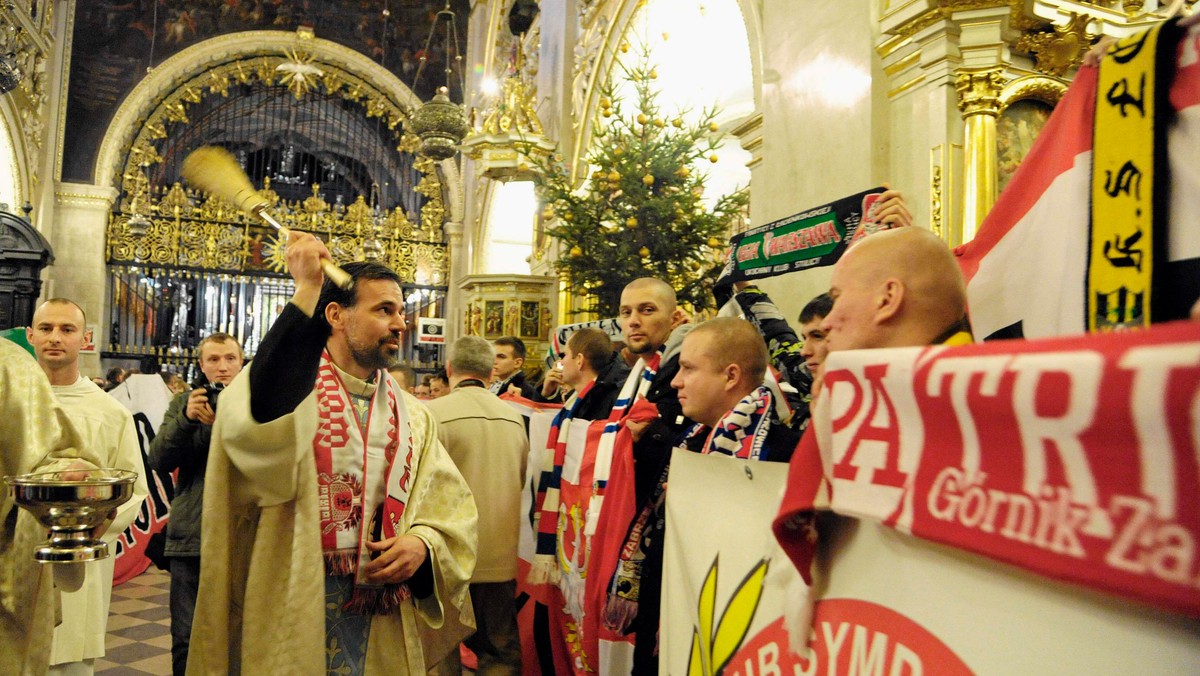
[{"x1": 5, "y1": 184, "x2": 1197, "y2": 674}]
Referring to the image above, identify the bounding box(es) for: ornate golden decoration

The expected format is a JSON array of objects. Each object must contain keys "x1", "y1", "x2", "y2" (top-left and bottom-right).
[
  {"x1": 464, "y1": 27, "x2": 557, "y2": 181},
  {"x1": 208, "y1": 71, "x2": 231, "y2": 97},
  {"x1": 261, "y1": 234, "x2": 288, "y2": 273},
  {"x1": 107, "y1": 175, "x2": 449, "y2": 283},
  {"x1": 482, "y1": 74, "x2": 543, "y2": 136},
  {"x1": 179, "y1": 220, "x2": 246, "y2": 270},
  {"x1": 462, "y1": 89, "x2": 556, "y2": 179},
  {"x1": 885, "y1": 1, "x2": 1027, "y2": 45},
  {"x1": 106, "y1": 46, "x2": 450, "y2": 285},
  {"x1": 998, "y1": 74, "x2": 1068, "y2": 109},
  {"x1": 931, "y1": 164, "x2": 944, "y2": 239},
  {"x1": 955, "y1": 67, "x2": 1007, "y2": 117},
  {"x1": 1026, "y1": 0, "x2": 1199, "y2": 35},
  {"x1": 117, "y1": 54, "x2": 415, "y2": 188},
  {"x1": 1015, "y1": 13, "x2": 1094, "y2": 76},
  {"x1": 276, "y1": 48, "x2": 324, "y2": 99},
  {"x1": 0, "y1": 2, "x2": 56, "y2": 196},
  {"x1": 957, "y1": 66, "x2": 1006, "y2": 244}
]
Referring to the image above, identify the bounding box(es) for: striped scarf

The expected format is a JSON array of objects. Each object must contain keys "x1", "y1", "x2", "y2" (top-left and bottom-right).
[
  {"x1": 705, "y1": 386, "x2": 774, "y2": 460},
  {"x1": 312, "y1": 352, "x2": 414, "y2": 614},
  {"x1": 587, "y1": 351, "x2": 660, "y2": 538},
  {"x1": 528, "y1": 379, "x2": 596, "y2": 583},
  {"x1": 527, "y1": 350, "x2": 661, "y2": 586}
]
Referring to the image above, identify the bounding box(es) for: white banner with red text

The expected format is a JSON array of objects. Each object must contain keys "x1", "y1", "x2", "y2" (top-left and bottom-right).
[
  {"x1": 806, "y1": 320, "x2": 1200, "y2": 616},
  {"x1": 667, "y1": 453, "x2": 1200, "y2": 675}
]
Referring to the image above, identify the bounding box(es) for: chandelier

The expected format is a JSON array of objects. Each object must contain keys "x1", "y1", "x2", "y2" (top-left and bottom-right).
[{"x1": 409, "y1": 2, "x2": 469, "y2": 161}]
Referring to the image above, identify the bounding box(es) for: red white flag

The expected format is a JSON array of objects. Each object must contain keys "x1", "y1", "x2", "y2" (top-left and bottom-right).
[{"x1": 955, "y1": 22, "x2": 1200, "y2": 340}]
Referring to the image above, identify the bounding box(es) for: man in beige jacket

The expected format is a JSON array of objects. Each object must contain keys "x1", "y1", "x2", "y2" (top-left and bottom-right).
[{"x1": 427, "y1": 336, "x2": 529, "y2": 675}]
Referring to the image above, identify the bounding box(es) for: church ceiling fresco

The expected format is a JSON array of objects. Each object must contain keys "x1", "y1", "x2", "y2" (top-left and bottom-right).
[{"x1": 62, "y1": 0, "x2": 469, "y2": 182}]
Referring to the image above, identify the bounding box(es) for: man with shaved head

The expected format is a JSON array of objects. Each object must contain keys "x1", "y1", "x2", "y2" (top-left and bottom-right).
[
  {"x1": 27, "y1": 298, "x2": 149, "y2": 675},
  {"x1": 599, "y1": 277, "x2": 694, "y2": 675},
  {"x1": 823, "y1": 226, "x2": 971, "y2": 352},
  {"x1": 671, "y1": 317, "x2": 799, "y2": 462},
  {"x1": 773, "y1": 226, "x2": 972, "y2": 586}
]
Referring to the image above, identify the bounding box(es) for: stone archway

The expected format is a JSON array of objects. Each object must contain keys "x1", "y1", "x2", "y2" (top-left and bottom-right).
[
  {"x1": 93, "y1": 29, "x2": 462, "y2": 223},
  {"x1": 47, "y1": 29, "x2": 467, "y2": 371}
]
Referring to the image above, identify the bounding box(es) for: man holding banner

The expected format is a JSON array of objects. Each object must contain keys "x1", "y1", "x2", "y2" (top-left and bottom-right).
[{"x1": 598, "y1": 277, "x2": 698, "y2": 674}]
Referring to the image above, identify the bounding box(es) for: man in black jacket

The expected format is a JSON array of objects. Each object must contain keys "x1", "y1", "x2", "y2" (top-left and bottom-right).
[
  {"x1": 489, "y1": 336, "x2": 538, "y2": 399},
  {"x1": 148, "y1": 332, "x2": 242, "y2": 676},
  {"x1": 542, "y1": 327, "x2": 629, "y2": 420},
  {"x1": 604, "y1": 277, "x2": 694, "y2": 675}
]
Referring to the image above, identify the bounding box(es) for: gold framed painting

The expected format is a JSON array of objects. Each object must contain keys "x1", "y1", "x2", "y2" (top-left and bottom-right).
[{"x1": 996, "y1": 75, "x2": 1068, "y2": 194}]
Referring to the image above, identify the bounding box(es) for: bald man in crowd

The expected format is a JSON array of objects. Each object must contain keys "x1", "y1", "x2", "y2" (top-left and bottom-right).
[
  {"x1": 821, "y1": 226, "x2": 971, "y2": 353},
  {"x1": 774, "y1": 226, "x2": 971, "y2": 574},
  {"x1": 671, "y1": 317, "x2": 799, "y2": 462},
  {"x1": 601, "y1": 277, "x2": 694, "y2": 674}
]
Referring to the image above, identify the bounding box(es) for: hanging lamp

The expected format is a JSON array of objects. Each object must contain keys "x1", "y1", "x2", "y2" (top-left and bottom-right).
[{"x1": 409, "y1": 2, "x2": 469, "y2": 160}]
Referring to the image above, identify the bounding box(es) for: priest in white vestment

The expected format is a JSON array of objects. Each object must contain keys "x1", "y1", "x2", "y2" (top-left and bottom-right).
[
  {"x1": 189, "y1": 233, "x2": 477, "y2": 674},
  {"x1": 0, "y1": 337, "x2": 104, "y2": 675},
  {"x1": 26, "y1": 299, "x2": 150, "y2": 675}
]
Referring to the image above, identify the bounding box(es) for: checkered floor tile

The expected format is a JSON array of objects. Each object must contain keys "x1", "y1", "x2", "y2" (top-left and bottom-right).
[
  {"x1": 93, "y1": 566, "x2": 475, "y2": 674},
  {"x1": 96, "y1": 566, "x2": 172, "y2": 675}
]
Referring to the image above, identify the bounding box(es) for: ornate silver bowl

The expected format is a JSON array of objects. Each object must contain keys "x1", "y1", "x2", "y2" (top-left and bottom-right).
[{"x1": 4, "y1": 468, "x2": 137, "y2": 563}]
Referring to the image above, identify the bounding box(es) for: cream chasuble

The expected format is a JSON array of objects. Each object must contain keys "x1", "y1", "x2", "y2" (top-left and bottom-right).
[{"x1": 189, "y1": 363, "x2": 477, "y2": 675}]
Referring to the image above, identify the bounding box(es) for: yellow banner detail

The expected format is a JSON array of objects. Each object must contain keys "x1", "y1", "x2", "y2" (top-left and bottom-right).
[{"x1": 1089, "y1": 24, "x2": 1163, "y2": 330}]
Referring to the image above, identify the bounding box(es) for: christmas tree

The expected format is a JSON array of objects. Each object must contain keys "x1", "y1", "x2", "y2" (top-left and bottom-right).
[{"x1": 529, "y1": 49, "x2": 748, "y2": 317}]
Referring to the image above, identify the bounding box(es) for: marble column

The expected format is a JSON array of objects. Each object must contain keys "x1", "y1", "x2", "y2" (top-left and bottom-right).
[
  {"x1": 443, "y1": 219, "x2": 464, "y2": 343},
  {"x1": 752, "y1": 0, "x2": 878, "y2": 317},
  {"x1": 46, "y1": 182, "x2": 118, "y2": 377}
]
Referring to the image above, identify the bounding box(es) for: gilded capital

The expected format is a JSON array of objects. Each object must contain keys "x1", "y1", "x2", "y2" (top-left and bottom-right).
[{"x1": 955, "y1": 67, "x2": 1006, "y2": 117}]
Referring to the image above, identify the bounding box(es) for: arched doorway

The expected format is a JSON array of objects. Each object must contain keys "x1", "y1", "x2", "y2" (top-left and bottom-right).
[{"x1": 98, "y1": 33, "x2": 458, "y2": 375}]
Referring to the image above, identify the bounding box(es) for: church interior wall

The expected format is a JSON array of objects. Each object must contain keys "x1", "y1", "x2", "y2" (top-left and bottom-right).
[
  {"x1": 750, "y1": 0, "x2": 882, "y2": 321},
  {"x1": 8, "y1": 0, "x2": 1171, "y2": 375}
]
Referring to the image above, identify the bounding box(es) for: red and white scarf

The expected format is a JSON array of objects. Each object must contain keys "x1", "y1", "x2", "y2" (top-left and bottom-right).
[
  {"x1": 312, "y1": 350, "x2": 414, "y2": 614},
  {"x1": 587, "y1": 351, "x2": 660, "y2": 536},
  {"x1": 528, "y1": 379, "x2": 597, "y2": 583}
]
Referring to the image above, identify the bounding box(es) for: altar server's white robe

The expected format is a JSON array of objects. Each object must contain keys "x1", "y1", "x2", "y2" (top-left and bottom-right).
[{"x1": 48, "y1": 377, "x2": 148, "y2": 666}]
